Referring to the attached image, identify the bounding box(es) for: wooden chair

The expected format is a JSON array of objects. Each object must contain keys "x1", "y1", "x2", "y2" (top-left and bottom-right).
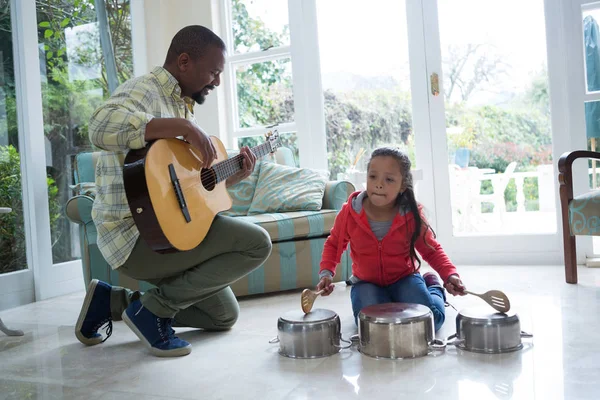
[{"x1": 558, "y1": 151, "x2": 600, "y2": 284}]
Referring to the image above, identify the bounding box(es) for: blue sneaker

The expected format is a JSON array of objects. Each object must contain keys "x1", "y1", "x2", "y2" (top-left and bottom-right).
[
  {"x1": 75, "y1": 279, "x2": 113, "y2": 346},
  {"x1": 122, "y1": 300, "x2": 191, "y2": 357}
]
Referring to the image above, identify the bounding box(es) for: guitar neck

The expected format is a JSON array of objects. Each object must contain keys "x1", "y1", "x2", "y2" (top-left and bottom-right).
[{"x1": 212, "y1": 141, "x2": 272, "y2": 183}]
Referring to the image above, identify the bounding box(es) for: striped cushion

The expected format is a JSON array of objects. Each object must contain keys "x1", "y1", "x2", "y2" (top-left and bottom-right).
[
  {"x1": 248, "y1": 162, "x2": 329, "y2": 214},
  {"x1": 237, "y1": 210, "x2": 337, "y2": 242}
]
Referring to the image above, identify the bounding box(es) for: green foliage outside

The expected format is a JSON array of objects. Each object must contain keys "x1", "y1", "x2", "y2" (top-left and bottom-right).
[
  {"x1": 0, "y1": 146, "x2": 59, "y2": 273},
  {"x1": 0, "y1": 0, "x2": 132, "y2": 271},
  {"x1": 0, "y1": 0, "x2": 554, "y2": 273},
  {"x1": 231, "y1": 0, "x2": 551, "y2": 213}
]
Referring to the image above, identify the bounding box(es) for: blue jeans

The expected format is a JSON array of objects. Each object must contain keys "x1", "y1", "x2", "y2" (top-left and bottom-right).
[{"x1": 350, "y1": 273, "x2": 446, "y2": 331}]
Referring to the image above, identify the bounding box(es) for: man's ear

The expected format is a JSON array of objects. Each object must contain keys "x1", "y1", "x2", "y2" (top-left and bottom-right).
[{"x1": 177, "y1": 53, "x2": 191, "y2": 72}]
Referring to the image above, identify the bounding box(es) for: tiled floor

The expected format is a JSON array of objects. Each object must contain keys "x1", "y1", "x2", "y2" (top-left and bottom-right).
[{"x1": 1, "y1": 265, "x2": 599, "y2": 400}]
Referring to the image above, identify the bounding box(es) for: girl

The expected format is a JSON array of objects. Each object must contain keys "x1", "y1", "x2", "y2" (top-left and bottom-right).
[{"x1": 317, "y1": 147, "x2": 466, "y2": 331}]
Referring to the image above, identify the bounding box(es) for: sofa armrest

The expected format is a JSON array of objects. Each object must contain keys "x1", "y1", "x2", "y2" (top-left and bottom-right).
[
  {"x1": 65, "y1": 195, "x2": 95, "y2": 225},
  {"x1": 323, "y1": 180, "x2": 355, "y2": 211}
]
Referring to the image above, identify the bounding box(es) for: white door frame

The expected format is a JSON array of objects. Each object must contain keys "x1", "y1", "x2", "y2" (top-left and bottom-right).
[
  {"x1": 0, "y1": 0, "x2": 83, "y2": 311},
  {"x1": 419, "y1": 0, "x2": 564, "y2": 265}
]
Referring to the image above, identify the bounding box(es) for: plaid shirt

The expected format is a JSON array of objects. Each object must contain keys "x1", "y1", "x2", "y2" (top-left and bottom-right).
[{"x1": 89, "y1": 67, "x2": 196, "y2": 269}]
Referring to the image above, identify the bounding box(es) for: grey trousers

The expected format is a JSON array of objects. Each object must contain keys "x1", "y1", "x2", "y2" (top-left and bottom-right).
[{"x1": 109, "y1": 215, "x2": 272, "y2": 330}]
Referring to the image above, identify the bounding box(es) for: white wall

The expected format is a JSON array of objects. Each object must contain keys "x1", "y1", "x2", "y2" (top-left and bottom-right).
[{"x1": 131, "y1": 0, "x2": 227, "y2": 141}]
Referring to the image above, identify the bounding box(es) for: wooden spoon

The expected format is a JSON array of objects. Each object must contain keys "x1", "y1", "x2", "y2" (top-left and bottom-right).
[
  {"x1": 464, "y1": 290, "x2": 511, "y2": 313},
  {"x1": 301, "y1": 289, "x2": 324, "y2": 314}
]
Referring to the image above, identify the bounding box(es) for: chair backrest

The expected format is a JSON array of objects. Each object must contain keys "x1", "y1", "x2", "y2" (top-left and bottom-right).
[
  {"x1": 273, "y1": 147, "x2": 295, "y2": 167},
  {"x1": 496, "y1": 161, "x2": 518, "y2": 191},
  {"x1": 74, "y1": 152, "x2": 101, "y2": 184}
]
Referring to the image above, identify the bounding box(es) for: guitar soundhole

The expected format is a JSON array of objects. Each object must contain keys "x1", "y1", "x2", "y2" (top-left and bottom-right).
[{"x1": 200, "y1": 168, "x2": 217, "y2": 191}]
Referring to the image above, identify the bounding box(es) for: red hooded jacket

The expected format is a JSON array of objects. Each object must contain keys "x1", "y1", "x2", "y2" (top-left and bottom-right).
[{"x1": 320, "y1": 191, "x2": 458, "y2": 286}]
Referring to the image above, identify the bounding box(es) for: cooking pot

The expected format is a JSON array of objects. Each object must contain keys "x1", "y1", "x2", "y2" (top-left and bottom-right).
[
  {"x1": 353, "y1": 303, "x2": 446, "y2": 359},
  {"x1": 447, "y1": 306, "x2": 533, "y2": 354},
  {"x1": 269, "y1": 308, "x2": 351, "y2": 359}
]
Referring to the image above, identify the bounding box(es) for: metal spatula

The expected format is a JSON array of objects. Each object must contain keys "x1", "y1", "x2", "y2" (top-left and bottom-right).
[
  {"x1": 464, "y1": 290, "x2": 511, "y2": 313},
  {"x1": 301, "y1": 289, "x2": 324, "y2": 314}
]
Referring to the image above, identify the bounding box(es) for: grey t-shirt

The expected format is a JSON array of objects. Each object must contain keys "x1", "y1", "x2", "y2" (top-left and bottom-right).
[
  {"x1": 319, "y1": 191, "x2": 407, "y2": 280},
  {"x1": 352, "y1": 191, "x2": 393, "y2": 240}
]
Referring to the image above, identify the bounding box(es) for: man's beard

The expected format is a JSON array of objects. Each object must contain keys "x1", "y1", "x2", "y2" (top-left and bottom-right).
[
  {"x1": 191, "y1": 85, "x2": 215, "y2": 105},
  {"x1": 191, "y1": 91, "x2": 206, "y2": 105}
]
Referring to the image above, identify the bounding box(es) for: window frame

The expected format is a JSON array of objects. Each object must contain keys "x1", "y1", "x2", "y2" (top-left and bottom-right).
[{"x1": 220, "y1": 0, "x2": 328, "y2": 170}]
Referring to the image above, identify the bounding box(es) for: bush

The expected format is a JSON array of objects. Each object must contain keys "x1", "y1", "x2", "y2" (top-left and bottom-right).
[{"x1": 0, "y1": 145, "x2": 60, "y2": 273}]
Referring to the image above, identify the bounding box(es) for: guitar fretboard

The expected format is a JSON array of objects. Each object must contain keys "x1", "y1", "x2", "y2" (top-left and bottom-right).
[{"x1": 212, "y1": 141, "x2": 272, "y2": 183}]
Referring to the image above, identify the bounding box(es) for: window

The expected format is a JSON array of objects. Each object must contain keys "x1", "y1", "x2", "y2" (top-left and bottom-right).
[
  {"x1": 35, "y1": 0, "x2": 133, "y2": 264},
  {"x1": 0, "y1": 1, "x2": 28, "y2": 274},
  {"x1": 222, "y1": 0, "x2": 300, "y2": 165}
]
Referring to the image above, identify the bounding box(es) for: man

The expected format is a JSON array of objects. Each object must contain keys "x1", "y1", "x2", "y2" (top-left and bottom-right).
[{"x1": 74, "y1": 25, "x2": 272, "y2": 357}]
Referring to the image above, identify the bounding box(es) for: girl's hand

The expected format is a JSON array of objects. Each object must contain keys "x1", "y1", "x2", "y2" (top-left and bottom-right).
[
  {"x1": 316, "y1": 276, "x2": 334, "y2": 296},
  {"x1": 445, "y1": 274, "x2": 466, "y2": 296}
]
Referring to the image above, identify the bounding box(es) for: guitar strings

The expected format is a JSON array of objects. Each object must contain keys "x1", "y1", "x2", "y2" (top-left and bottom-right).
[{"x1": 196, "y1": 143, "x2": 271, "y2": 183}]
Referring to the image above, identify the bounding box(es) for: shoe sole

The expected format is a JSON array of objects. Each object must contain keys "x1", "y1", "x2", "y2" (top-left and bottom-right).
[
  {"x1": 75, "y1": 279, "x2": 104, "y2": 346},
  {"x1": 121, "y1": 309, "x2": 192, "y2": 357}
]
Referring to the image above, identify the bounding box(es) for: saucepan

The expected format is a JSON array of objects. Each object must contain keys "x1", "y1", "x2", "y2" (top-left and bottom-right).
[
  {"x1": 269, "y1": 308, "x2": 352, "y2": 359},
  {"x1": 446, "y1": 306, "x2": 533, "y2": 354},
  {"x1": 350, "y1": 303, "x2": 446, "y2": 359}
]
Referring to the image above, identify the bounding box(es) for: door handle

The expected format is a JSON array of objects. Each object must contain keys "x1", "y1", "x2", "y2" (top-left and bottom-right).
[{"x1": 431, "y1": 73, "x2": 440, "y2": 96}]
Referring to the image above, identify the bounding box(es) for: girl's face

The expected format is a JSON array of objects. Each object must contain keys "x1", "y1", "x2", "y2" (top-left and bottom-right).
[{"x1": 366, "y1": 156, "x2": 404, "y2": 208}]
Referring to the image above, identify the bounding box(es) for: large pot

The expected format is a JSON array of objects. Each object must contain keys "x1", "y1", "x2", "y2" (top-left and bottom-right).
[
  {"x1": 447, "y1": 306, "x2": 533, "y2": 354},
  {"x1": 270, "y1": 308, "x2": 351, "y2": 359},
  {"x1": 354, "y1": 303, "x2": 445, "y2": 359}
]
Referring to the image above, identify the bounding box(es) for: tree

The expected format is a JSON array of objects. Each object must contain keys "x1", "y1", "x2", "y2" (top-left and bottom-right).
[
  {"x1": 443, "y1": 43, "x2": 507, "y2": 103},
  {"x1": 34, "y1": 0, "x2": 133, "y2": 263},
  {"x1": 232, "y1": 0, "x2": 292, "y2": 129}
]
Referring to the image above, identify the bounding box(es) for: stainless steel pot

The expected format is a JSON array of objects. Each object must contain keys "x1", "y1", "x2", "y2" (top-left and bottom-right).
[
  {"x1": 269, "y1": 308, "x2": 351, "y2": 359},
  {"x1": 447, "y1": 306, "x2": 533, "y2": 354},
  {"x1": 354, "y1": 303, "x2": 446, "y2": 359}
]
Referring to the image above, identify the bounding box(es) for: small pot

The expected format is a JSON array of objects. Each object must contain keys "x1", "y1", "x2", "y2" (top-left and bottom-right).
[
  {"x1": 354, "y1": 303, "x2": 446, "y2": 359},
  {"x1": 269, "y1": 308, "x2": 351, "y2": 359},
  {"x1": 447, "y1": 306, "x2": 533, "y2": 354}
]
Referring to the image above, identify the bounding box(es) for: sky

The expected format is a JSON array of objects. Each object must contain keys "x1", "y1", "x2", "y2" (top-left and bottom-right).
[{"x1": 242, "y1": 0, "x2": 550, "y2": 104}]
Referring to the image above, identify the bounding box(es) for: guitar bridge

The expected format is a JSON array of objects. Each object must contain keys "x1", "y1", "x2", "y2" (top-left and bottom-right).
[{"x1": 168, "y1": 163, "x2": 191, "y2": 223}]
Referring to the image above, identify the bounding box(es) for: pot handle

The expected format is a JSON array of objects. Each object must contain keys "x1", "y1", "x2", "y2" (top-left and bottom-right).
[
  {"x1": 428, "y1": 338, "x2": 446, "y2": 352},
  {"x1": 446, "y1": 333, "x2": 465, "y2": 347},
  {"x1": 334, "y1": 336, "x2": 353, "y2": 349},
  {"x1": 520, "y1": 331, "x2": 533, "y2": 339},
  {"x1": 269, "y1": 336, "x2": 280, "y2": 344}
]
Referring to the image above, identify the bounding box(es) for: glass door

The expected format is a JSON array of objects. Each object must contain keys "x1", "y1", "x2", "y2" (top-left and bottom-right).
[
  {"x1": 423, "y1": 0, "x2": 562, "y2": 263},
  {"x1": 0, "y1": 0, "x2": 35, "y2": 310},
  {"x1": 578, "y1": 1, "x2": 600, "y2": 258},
  {"x1": 315, "y1": 0, "x2": 438, "y2": 215}
]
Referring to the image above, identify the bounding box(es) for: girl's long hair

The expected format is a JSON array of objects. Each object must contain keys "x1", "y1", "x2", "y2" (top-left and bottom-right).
[{"x1": 367, "y1": 147, "x2": 435, "y2": 268}]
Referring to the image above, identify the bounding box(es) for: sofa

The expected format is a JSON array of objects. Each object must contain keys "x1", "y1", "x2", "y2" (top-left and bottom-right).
[{"x1": 65, "y1": 147, "x2": 355, "y2": 297}]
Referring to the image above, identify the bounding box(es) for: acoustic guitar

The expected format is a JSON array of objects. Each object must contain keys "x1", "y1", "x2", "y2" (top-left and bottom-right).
[{"x1": 123, "y1": 131, "x2": 281, "y2": 253}]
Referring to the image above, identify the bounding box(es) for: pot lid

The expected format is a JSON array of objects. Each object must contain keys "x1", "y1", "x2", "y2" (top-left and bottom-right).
[
  {"x1": 280, "y1": 308, "x2": 338, "y2": 323},
  {"x1": 458, "y1": 306, "x2": 519, "y2": 322},
  {"x1": 359, "y1": 303, "x2": 431, "y2": 324}
]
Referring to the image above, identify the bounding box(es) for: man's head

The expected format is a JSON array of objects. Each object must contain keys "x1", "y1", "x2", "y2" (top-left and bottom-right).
[{"x1": 164, "y1": 25, "x2": 226, "y2": 105}]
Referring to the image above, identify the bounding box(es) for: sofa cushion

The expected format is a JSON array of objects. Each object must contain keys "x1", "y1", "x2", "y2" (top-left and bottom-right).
[
  {"x1": 569, "y1": 190, "x2": 600, "y2": 235},
  {"x1": 220, "y1": 148, "x2": 287, "y2": 216},
  {"x1": 220, "y1": 150, "x2": 264, "y2": 217},
  {"x1": 237, "y1": 209, "x2": 337, "y2": 242},
  {"x1": 248, "y1": 162, "x2": 329, "y2": 215}
]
